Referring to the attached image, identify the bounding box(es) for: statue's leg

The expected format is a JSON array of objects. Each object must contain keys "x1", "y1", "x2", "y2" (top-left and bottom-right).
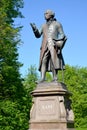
[
  {"x1": 49, "y1": 45, "x2": 58, "y2": 81},
  {"x1": 52, "y1": 67, "x2": 58, "y2": 81},
  {"x1": 39, "y1": 49, "x2": 50, "y2": 83},
  {"x1": 36, "y1": 59, "x2": 46, "y2": 83},
  {"x1": 41, "y1": 57, "x2": 46, "y2": 81}
]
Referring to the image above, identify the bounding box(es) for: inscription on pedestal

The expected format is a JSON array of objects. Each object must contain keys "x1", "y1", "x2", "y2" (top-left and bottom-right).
[
  {"x1": 38, "y1": 99, "x2": 55, "y2": 115},
  {"x1": 36, "y1": 96, "x2": 60, "y2": 120}
]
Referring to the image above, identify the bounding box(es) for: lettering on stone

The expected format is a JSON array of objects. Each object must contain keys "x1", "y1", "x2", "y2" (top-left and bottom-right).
[{"x1": 38, "y1": 99, "x2": 56, "y2": 116}]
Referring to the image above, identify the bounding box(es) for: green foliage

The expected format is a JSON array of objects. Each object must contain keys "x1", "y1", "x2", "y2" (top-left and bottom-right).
[
  {"x1": 58, "y1": 65, "x2": 87, "y2": 128},
  {"x1": 46, "y1": 72, "x2": 52, "y2": 82},
  {"x1": 0, "y1": 99, "x2": 28, "y2": 130},
  {"x1": 0, "y1": 0, "x2": 30, "y2": 130},
  {"x1": 23, "y1": 65, "x2": 38, "y2": 119},
  {"x1": 0, "y1": 0, "x2": 24, "y2": 24},
  {"x1": 23, "y1": 65, "x2": 38, "y2": 91}
]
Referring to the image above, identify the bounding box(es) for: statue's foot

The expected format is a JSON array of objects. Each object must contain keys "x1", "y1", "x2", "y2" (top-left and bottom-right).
[
  {"x1": 35, "y1": 79, "x2": 45, "y2": 84},
  {"x1": 52, "y1": 77, "x2": 58, "y2": 82},
  {"x1": 51, "y1": 79, "x2": 58, "y2": 82}
]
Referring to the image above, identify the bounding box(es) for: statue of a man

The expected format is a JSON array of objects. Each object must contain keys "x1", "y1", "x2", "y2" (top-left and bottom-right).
[{"x1": 30, "y1": 9, "x2": 67, "y2": 83}]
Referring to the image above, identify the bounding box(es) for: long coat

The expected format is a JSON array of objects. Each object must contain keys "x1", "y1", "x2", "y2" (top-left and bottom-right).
[{"x1": 33, "y1": 20, "x2": 66, "y2": 72}]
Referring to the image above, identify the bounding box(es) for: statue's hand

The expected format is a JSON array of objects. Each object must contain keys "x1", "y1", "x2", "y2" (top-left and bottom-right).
[{"x1": 30, "y1": 23, "x2": 37, "y2": 31}]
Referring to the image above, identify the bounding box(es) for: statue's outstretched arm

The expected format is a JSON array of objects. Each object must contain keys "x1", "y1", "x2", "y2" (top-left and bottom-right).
[{"x1": 30, "y1": 23, "x2": 41, "y2": 38}]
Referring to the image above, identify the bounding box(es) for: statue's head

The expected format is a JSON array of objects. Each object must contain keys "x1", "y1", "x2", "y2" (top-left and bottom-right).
[{"x1": 44, "y1": 9, "x2": 55, "y2": 20}]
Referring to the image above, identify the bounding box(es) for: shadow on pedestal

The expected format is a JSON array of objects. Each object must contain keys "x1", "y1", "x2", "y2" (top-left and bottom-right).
[{"x1": 29, "y1": 82, "x2": 74, "y2": 130}]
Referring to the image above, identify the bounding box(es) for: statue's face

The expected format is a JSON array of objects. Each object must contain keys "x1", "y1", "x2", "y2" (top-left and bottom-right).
[{"x1": 44, "y1": 10, "x2": 53, "y2": 20}]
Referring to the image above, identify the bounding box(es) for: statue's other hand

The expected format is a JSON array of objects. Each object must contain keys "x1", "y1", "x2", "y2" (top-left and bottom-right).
[{"x1": 30, "y1": 23, "x2": 37, "y2": 31}]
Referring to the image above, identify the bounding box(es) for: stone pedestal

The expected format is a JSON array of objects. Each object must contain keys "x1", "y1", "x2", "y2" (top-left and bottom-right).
[{"x1": 29, "y1": 82, "x2": 74, "y2": 130}]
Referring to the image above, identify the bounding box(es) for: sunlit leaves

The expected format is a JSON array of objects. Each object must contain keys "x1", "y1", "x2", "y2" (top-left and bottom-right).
[
  {"x1": 59, "y1": 65, "x2": 87, "y2": 128},
  {"x1": 0, "y1": 0, "x2": 30, "y2": 130}
]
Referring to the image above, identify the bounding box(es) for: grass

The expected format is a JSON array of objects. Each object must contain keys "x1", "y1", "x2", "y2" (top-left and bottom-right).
[
  {"x1": 67, "y1": 128, "x2": 87, "y2": 130},
  {"x1": 76, "y1": 128, "x2": 87, "y2": 130}
]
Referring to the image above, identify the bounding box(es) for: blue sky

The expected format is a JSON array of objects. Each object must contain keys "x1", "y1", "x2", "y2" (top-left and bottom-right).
[{"x1": 17, "y1": 0, "x2": 87, "y2": 77}]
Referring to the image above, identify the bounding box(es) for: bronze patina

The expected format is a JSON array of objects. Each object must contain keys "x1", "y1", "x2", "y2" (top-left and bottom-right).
[{"x1": 30, "y1": 9, "x2": 67, "y2": 83}]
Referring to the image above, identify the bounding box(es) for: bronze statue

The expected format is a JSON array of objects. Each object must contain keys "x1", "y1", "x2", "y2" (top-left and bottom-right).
[{"x1": 30, "y1": 9, "x2": 67, "y2": 83}]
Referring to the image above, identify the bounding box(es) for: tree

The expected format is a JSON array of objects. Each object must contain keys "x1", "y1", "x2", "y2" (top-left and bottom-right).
[
  {"x1": 0, "y1": 0, "x2": 30, "y2": 130},
  {"x1": 0, "y1": 0, "x2": 24, "y2": 99},
  {"x1": 23, "y1": 65, "x2": 38, "y2": 115},
  {"x1": 58, "y1": 65, "x2": 87, "y2": 128}
]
